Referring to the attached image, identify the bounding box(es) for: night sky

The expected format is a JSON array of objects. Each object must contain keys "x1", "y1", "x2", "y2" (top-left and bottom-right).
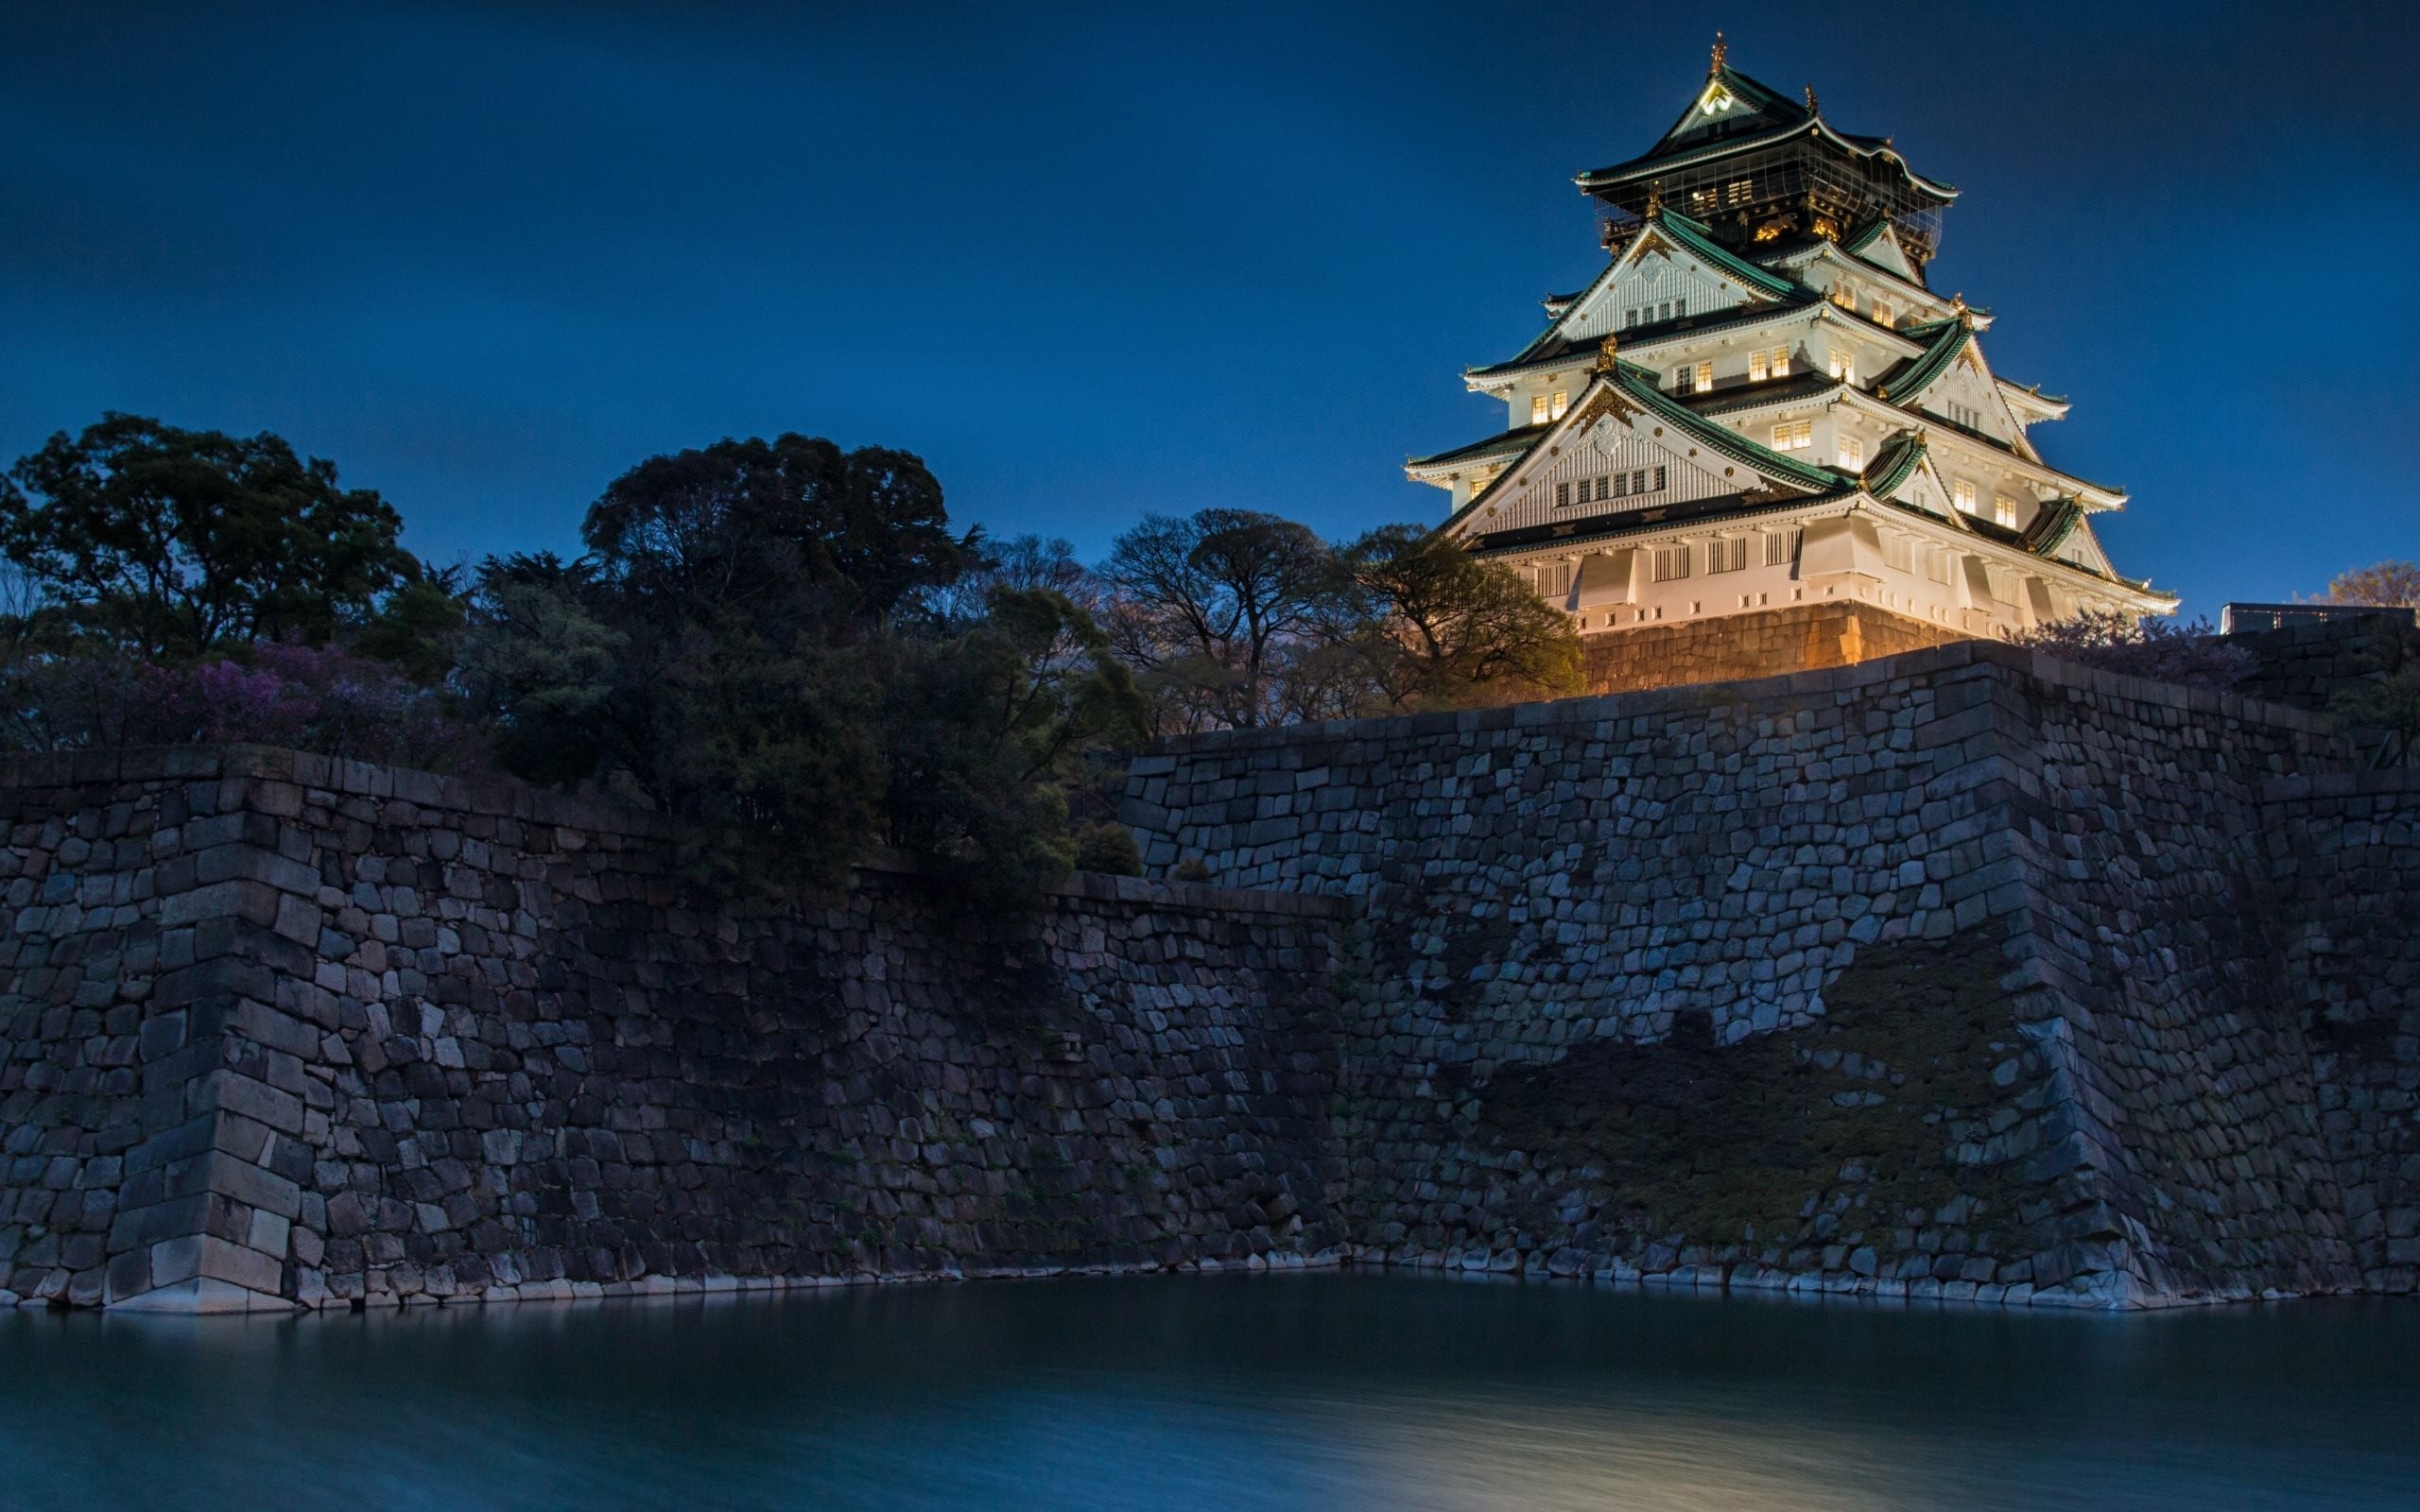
[{"x1": 5, "y1": 2, "x2": 2414, "y2": 618}]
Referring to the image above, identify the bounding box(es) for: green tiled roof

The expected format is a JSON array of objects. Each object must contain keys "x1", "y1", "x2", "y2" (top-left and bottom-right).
[
  {"x1": 1409, "y1": 423, "x2": 1547, "y2": 470},
  {"x1": 1652, "y1": 209, "x2": 1798, "y2": 299},
  {"x1": 1608, "y1": 360, "x2": 1848, "y2": 492},
  {"x1": 1876, "y1": 318, "x2": 1971, "y2": 403},
  {"x1": 1862, "y1": 430, "x2": 1929, "y2": 498}
]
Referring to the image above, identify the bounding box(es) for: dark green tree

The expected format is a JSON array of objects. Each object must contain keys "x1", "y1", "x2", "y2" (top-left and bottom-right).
[
  {"x1": 880, "y1": 585, "x2": 1148, "y2": 900},
  {"x1": 1339, "y1": 524, "x2": 1585, "y2": 709},
  {"x1": 0, "y1": 413, "x2": 416, "y2": 657}
]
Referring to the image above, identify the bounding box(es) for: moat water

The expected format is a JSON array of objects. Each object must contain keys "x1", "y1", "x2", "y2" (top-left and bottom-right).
[{"x1": 1, "y1": 1274, "x2": 2413, "y2": 1511}]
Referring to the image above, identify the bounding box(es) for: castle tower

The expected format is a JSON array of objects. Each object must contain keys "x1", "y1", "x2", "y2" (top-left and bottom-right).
[{"x1": 1406, "y1": 41, "x2": 2172, "y2": 690}]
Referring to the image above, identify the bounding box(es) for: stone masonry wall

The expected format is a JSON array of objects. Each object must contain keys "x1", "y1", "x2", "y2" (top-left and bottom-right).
[
  {"x1": 1579, "y1": 601, "x2": 1965, "y2": 695},
  {"x1": 0, "y1": 748, "x2": 1348, "y2": 1311},
  {"x1": 1121, "y1": 640, "x2": 2415, "y2": 1306},
  {"x1": 4, "y1": 640, "x2": 2412, "y2": 1314},
  {"x1": 2265, "y1": 771, "x2": 2420, "y2": 1293}
]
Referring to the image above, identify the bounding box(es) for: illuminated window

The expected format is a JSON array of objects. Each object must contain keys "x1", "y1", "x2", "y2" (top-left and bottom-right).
[
  {"x1": 1551, "y1": 391, "x2": 1570, "y2": 420},
  {"x1": 1750, "y1": 349, "x2": 1770, "y2": 382},
  {"x1": 1530, "y1": 394, "x2": 1550, "y2": 424},
  {"x1": 1953, "y1": 480, "x2": 1978, "y2": 515},
  {"x1": 1828, "y1": 350, "x2": 1857, "y2": 384},
  {"x1": 1770, "y1": 346, "x2": 1791, "y2": 377},
  {"x1": 1831, "y1": 284, "x2": 1856, "y2": 310},
  {"x1": 1837, "y1": 435, "x2": 1864, "y2": 469},
  {"x1": 1763, "y1": 527, "x2": 1803, "y2": 567},
  {"x1": 1994, "y1": 495, "x2": 2019, "y2": 527},
  {"x1": 1772, "y1": 420, "x2": 1812, "y2": 452},
  {"x1": 1690, "y1": 362, "x2": 1712, "y2": 394},
  {"x1": 1651, "y1": 544, "x2": 1692, "y2": 582},
  {"x1": 1707, "y1": 538, "x2": 1748, "y2": 573}
]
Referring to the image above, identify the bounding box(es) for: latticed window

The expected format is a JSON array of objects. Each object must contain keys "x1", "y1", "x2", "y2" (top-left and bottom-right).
[
  {"x1": 1706, "y1": 537, "x2": 1748, "y2": 573},
  {"x1": 1764, "y1": 527, "x2": 1803, "y2": 567},
  {"x1": 1883, "y1": 534, "x2": 1913, "y2": 573},
  {"x1": 1838, "y1": 435, "x2": 1864, "y2": 469},
  {"x1": 1651, "y1": 544, "x2": 1692, "y2": 582},
  {"x1": 1828, "y1": 350, "x2": 1858, "y2": 384},
  {"x1": 1691, "y1": 362, "x2": 1712, "y2": 394},
  {"x1": 1995, "y1": 495, "x2": 2019, "y2": 527},
  {"x1": 1531, "y1": 560, "x2": 1573, "y2": 598},
  {"x1": 1750, "y1": 350, "x2": 1770, "y2": 382},
  {"x1": 1772, "y1": 420, "x2": 1812, "y2": 451},
  {"x1": 1873, "y1": 299, "x2": 1894, "y2": 329},
  {"x1": 1551, "y1": 391, "x2": 1570, "y2": 420},
  {"x1": 1531, "y1": 394, "x2": 1550, "y2": 424},
  {"x1": 1770, "y1": 346, "x2": 1791, "y2": 377},
  {"x1": 1953, "y1": 480, "x2": 1978, "y2": 514}
]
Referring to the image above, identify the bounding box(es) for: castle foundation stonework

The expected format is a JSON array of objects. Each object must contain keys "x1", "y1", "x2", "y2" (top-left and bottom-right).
[{"x1": 2, "y1": 643, "x2": 2414, "y2": 1311}]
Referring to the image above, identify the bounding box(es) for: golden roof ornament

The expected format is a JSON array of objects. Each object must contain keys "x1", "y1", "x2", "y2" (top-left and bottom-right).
[
  {"x1": 1709, "y1": 31, "x2": 1727, "y2": 73},
  {"x1": 1804, "y1": 85, "x2": 1820, "y2": 114},
  {"x1": 1595, "y1": 334, "x2": 1620, "y2": 373}
]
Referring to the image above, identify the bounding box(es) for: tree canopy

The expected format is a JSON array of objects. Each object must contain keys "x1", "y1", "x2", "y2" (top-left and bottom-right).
[
  {"x1": 0, "y1": 410, "x2": 1598, "y2": 902},
  {"x1": 0, "y1": 413, "x2": 418, "y2": 657}
]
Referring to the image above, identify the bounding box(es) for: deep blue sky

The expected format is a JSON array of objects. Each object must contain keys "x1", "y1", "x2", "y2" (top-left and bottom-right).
[{"x1": 5, "y1": 2, "x2": 2415, "y2": 617}]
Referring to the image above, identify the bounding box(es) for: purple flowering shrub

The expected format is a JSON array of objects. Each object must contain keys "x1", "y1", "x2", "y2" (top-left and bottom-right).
[
  {"x1": 125, "y1": 643, "x2": 473, "y2": 767},
  {"x1": 2010, "y1": 610, "x2": 2255, "y2": 691}
]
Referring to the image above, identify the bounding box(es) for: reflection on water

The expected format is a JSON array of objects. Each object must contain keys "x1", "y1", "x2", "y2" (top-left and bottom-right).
[{"x1": 1, "y1": 1274, "x2": 2414, "y2": 1511}]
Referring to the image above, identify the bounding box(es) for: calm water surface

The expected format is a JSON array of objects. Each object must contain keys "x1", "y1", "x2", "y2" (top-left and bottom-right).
[{"x1": 0, "y1": 1273, "x2": 2413, "y2": 1510}]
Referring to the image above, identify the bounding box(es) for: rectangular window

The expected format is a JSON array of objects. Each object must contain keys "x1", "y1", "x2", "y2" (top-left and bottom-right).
[
  {"x1": 1750, "y1": 350, "x2": 1770, "y2": 382},
  {"x1": 1550, "y1": 390, "x2": 1570, "y2": 420},
  {"x1": 1653, "y1": 465, "x2": 1667, "y2": 491},
  {"x1": 1530, "y1": 394, "x2": 1549, "y2": 424},
  {"x1": 1691, "y1": 361, "x2": 1712, "y2": 394},
  {"x1": 1631, "y1": 469, "x2": 1648, "y2": 494},
  {"x1": 1873, "y1": 299, "x2": 1894, "y2": 329},
  {"x1": 1707, "y1": 538, "x2": 1747, "y2": 574},
  {"x1": 1926, "y1": 546, "x2": 1953, "y2": 584},
  {"x1": 1883, "y1": 534, "x2": 1913, "y2": 573},
  {"x1": 1772, "y1": 420, "x2": 1812, "y2": 452},
  {"x1": 1670, "y1": 367, "x2": 1691, "y2": 394},
  {"x1": 1828, "y1": 351, "x2": 1857, "y2": 384},
  {"x1": 1831, "y1": 284, "x2": 1857, "y2": 310},
  {"x1": 1675, "y1": 297, "x2": 1687, "y2": 318},
  {"x1": 1622, "y1": 308, "x2": 1635, "y2": 329},
  {"x1": 1764, "y1": 528, "x2": 1803, "y2": 568},
  {"x1": 1657, "y1": 301, "x2": 1671, "y2": 320},
  {"x1": 1953, "y1": 480, "x2": 1978, "y2": 515},
  {"x1": 1612, "y1": 472, "x2": 1630, "y2": 498},
  {"x1": 1532, "y1": 560, "x2": 1573, "y2": 599},
  {"x1": 1770, "y1": 346, "x2": 1791, "y2": 377},
  {"x1": 1837, "y1": 435, "x2": 1864, "y2": 469},
  {"x1": 1595, "y1": 476, "x2": 1611, "y2": 501},
  {"x1": 1651, "y1": 544, "x2": 1692, "y2": 582},
  {"x1": 1555, "y1": 481, "x2": 1570, "y2": 507},
  {"x1": 1994, "y1": 495, "x2": 2019, "y2": 527}
]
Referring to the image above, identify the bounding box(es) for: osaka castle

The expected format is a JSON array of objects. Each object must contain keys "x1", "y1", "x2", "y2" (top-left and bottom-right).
[{"x1": 1408, "y1": 41, "x2": 2172, "y2": 690}]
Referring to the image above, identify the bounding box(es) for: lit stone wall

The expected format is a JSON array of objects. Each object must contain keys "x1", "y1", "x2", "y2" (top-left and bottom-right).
[{"x1": 1121, "y1": 641, "x2": 2414, "y2": 1305}]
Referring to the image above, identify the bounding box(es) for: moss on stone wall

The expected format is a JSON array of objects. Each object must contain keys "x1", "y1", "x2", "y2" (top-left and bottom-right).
[{"x1": 1475, "y1": 929, "x2": 2047, "y2": 1265}]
